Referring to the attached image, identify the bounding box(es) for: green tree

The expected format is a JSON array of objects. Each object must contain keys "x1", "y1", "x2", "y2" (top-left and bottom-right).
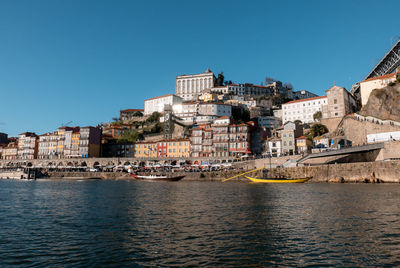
[
  {"x1": 232, "y1": 106, "x2": 250, "y2": 123},
  {"x1": 313, "y1": 111, "x2": 322, "y2": 121},
  {"x1": 118, "y1": 130, "x2": 141, "y2": 143},
  {"x1": 309, "y1": 123, "x2": 328, "y2": 138},
  {"x1": 216, "y1": 72, "x2": 225, "y2": 86},
  {"x1": 146, "y1": 112, "x2": 161, "y2": 123}
]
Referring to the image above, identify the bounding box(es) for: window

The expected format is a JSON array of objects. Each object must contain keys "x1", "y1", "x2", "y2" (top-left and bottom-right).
[{"x1": 334, "y1": 99, "x2": 337, "y2": 104}]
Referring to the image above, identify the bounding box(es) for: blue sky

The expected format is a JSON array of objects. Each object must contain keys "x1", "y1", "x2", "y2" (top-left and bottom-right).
[{"x1": 0, "y1": 0, "x2": 399, "y2": 136}]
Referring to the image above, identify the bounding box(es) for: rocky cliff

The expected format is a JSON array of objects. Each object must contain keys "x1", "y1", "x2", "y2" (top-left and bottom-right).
[{"x1": 361, "y1": 83, "x2": 400, "y2": 121}]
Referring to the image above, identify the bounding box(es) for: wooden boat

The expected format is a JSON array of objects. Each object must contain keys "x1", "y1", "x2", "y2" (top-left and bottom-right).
[
  {"x1": 244, "y1": 176, "x2": 311, "y2": 183},
  {"x1": 130, "y1": 174, "x2": 185, "y2": 181}
]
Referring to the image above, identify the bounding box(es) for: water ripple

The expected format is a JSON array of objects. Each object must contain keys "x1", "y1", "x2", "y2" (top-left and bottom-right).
[{"x1": 0, "y1": 181, "x2": 399, "y2": 266}]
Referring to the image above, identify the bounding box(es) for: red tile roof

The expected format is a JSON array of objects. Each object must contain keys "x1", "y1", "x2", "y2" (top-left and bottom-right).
[
  {"x1": 361, "y1": 72, "x2": 399, "y2": 83},
  {"x1": 145, "y1": 94, "x2": 176, "y2": 101},
  {"x1": 283, "y1": 95, "x2": 326, "y2": 105},
  {"x1": 120, "y1": 109, "x2": 144, "y2": 112}
]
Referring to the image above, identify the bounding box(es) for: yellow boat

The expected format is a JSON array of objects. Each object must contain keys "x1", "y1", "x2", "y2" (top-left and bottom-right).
[{"x1": 244, "y1": 176, "x2": 311, "y2": 183}]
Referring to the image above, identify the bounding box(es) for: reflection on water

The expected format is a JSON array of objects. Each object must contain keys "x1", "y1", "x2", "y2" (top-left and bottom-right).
[{"x1": 0, "y1": 180, "x2": 399, "y2": 266}]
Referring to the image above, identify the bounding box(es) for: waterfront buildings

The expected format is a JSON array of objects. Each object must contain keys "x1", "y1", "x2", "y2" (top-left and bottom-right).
[
  {"x1": 2, "y1": 141, "x2": 18, "y2": 160},
  {"x1": 37, "y1": 126, "x2": 101, "y2": 159},
  {"x1": 101, "y1": 136, "x2": 135, "y2": 158},
  {"x1": 267, "y1": 138, "x2": 282, "y2": 157},
  {"x1": 166, "y1": 139, "x2": 190, "y2": 158},
  {"x1": 78, "y1": 127, "x2": 102, "y2": 158},
  {"x1": 312, "y1": 136, "x2": 331, "y2": 152},
  {"x1": 296, "y1": 136, "x2": 312, "y2": 154},
  {"x1": 38, "y1": 132, "x2": 58, "y2": 159},
  {"x1": 144, "y1": 94, "x2": 183, "y2": 115},
  {"x1": 134, "y1": 141, "x2": 158, "y2": 158},
  {"x1": 17, "y1": 132, "x2": 38, "y2": 160},
  {"x1": 175, "y1": 69, "x2": 216, "y2": 101},
  {"x1": 282, "y1": 96, "x2": 328, "y2": 124},
  {"x1": 136, "y1": 139, "x2": 191, "y2": 159},
  {"x1": 279, "y1": 121, "x2": 303, "y2": 155},
  {"x1": 359, "y1": 72, "x2": 399, "y2": 106},
  {"x1": 190, "y1": 117, "x2": 252, "y2": 158}
]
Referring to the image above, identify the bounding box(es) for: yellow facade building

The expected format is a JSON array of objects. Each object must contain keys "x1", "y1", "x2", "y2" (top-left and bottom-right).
[
  {"x1": 199, "y1": 92, "x2": 218, "y2": 102},
  {"x1": 167, "y1": 139, "x2": 190, "y2": 158},
  {"x1": 134, "y1": 141, "x2": 158, "y2": 158}
]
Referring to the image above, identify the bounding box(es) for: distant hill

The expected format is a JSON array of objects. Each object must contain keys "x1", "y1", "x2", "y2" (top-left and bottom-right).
[{"x1": 361, "y1": 83, "x2": 400, "y2": 122}]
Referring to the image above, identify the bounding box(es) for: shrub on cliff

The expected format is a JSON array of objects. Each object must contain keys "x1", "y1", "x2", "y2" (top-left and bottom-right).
[{"x1": 309, "y1": 123, "x2": 328, "y2": 138}]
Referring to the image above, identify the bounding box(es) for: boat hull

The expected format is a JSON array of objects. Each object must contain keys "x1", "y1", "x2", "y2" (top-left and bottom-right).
[
  {"x1": 130, "y1": 174, "x2": 185, "y2": 181},
  {"x1": 244, "y1": 176, "x2": 311, "y2": 183}
]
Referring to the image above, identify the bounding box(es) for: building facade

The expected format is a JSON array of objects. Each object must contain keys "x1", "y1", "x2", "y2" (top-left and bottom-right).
[
  {"x1": 144, "y1": 94, "x2": 183, "y2": 115},
  {"x1": 17, "y1": 132, "x2": 38, "y2": 160},
  {"x1": 280, "y1": 121, "x2": 303, "y2": 155},
  {"x1": 2, "y1": 143, "x2": 18, "y2": 160},
  {"x1": 134, "y1": 141, "x2": 158, "y2": 158},
  {"x1": 296, "y1": 136, "x2": 312, "y2": 154},
  {"x1": 359, "y1": 72, "x2": 398, "y2": 106},
  {"x1": 325, "y1": 86, "x2": 356, "y2": 118},
  {"x1": 38, "y1": 132, "x2": 58, "y2": 159},
  {"x1": 176, "y1": 69, "x2": 216, "y2": 101},
  {"x1": 257, "y1": 116, "x2": 282, "y2": 129},
  {"x1": 79, "y1": 126, "x2": 102, "y2": 158},
  {"x1": 282, "y1": 96, "x2": 328, "y2": 124},
  {"x1": 267, "y1": 138, "x2": 282, "y2": 157}
]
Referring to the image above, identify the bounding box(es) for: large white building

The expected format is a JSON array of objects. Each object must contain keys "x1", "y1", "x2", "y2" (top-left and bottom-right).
[
  {"x1": 175, "y1": 69, "x2": 216, "y2": 101},
  {"x1": 144, "y1": 94, "x2": 183, "y2": 115},
  {"x1": 282, "y1": 96, "x2": 327, "y2": 124}
]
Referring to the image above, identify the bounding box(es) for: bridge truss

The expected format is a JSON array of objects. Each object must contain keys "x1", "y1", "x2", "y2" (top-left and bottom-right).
[{"x1": 366, "y1": 38, "x2": 400, "y2": 79}]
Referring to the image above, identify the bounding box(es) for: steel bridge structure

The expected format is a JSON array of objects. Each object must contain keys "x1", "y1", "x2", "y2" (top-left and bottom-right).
[{"x1": 366, "y1": 38, "x2": 400, "y2": 79}]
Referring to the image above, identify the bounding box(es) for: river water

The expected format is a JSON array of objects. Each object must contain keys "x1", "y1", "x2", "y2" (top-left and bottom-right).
[{"x1": 0, "y1": 180, "x2": 399, "y2": 267}]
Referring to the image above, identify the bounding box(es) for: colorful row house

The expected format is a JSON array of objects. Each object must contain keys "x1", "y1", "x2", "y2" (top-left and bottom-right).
[
  {"x1": 134, "y1": 139, "x2": 191, "y2": 158},
  {"x1": 38, "y1": 126, "x2": 101, "y2": 159},
  {"x1": 190, "y1": 117, "x2": 252, "y2": 158}
]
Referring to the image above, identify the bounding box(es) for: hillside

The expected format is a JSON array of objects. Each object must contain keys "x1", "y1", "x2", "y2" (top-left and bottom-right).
[{"x1": 360, "y1": 83, "x2": 400, "y2": 122}]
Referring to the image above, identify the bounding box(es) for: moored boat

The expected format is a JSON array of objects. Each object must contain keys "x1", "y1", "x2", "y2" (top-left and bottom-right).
[
  {"x1": 244, "y1": 176, "x2": 311, "y2": 183},
  {"x1": 130, "y1": 174, "x2": 185, "y2": 181}
]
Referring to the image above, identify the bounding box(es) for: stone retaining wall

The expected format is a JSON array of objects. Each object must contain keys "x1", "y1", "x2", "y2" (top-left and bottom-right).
[{"x1": 46, "y1": 161, "x2": 400, "y2": 183}]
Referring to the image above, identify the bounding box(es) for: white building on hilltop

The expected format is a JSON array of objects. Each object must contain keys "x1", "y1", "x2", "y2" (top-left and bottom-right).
[
  {"x1": 282, "y1": 96, "x2": 327, "y2": 124},
  {"x1": 176, "y1": 69, "x2": 216, "y2": 101},
  {"x1": 144, "y1": 94, "x2": 183, "y2": 115}
]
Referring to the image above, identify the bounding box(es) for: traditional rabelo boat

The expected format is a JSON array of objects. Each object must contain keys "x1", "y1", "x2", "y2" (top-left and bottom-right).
[
  {"x1": 244, "y1": 176, "x2": 311, "y2": 183},
  {"x1": 130, "y1": 174, "x2": 185, "y2": 181},
  {"x1": 222, "y1": 167, "x2": 311, "y2": 183}
]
